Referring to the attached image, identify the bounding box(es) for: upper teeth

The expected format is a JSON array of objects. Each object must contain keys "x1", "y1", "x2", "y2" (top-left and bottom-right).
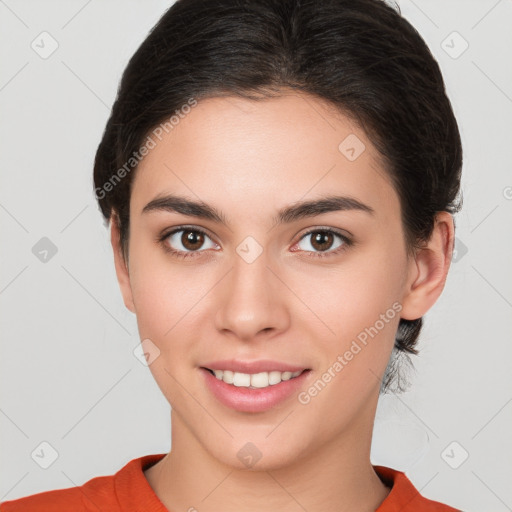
[{"x1": 211, "y1": 369, "x2": 303, "y2": 388}]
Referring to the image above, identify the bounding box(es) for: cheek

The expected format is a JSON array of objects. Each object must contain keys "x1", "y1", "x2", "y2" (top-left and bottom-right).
[
  {"x1": 300, "y1": 238, "x2": 406, "y2": 400},
  {"x1": 297, "y1": 267, "x2": 403, "y2": 430},
  {"x1": 128, "y1": 241, "x2": 214, "y2": 353},
  {"x1": 127, "y1": 241, "x2": 184, "y2": 339},
  {"x1": 313, "y1": 242, "x2": 405, "y2": 341}
]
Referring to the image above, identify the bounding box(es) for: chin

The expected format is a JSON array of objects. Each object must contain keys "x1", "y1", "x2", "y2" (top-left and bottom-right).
[{"x1": 203, "y1": 433, "x2": 310, "y2": 472}]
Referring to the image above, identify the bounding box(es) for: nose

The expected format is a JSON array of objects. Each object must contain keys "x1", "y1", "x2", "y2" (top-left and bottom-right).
[{"x1": 214, "y1": 248, "x2": 290, "y2": 342}]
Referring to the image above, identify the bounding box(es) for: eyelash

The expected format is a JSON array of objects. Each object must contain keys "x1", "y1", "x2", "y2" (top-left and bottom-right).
[{"x1": 158, "y1": 226, "x2": 353, "y2": 260}]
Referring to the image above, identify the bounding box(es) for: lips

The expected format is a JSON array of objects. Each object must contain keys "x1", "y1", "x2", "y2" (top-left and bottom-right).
[
  {"x1": 201, "y1": 366, "x2": 312, "y2": 412},
  {"x1": 198, "y1": 358, "x2": 312, "y2": 412},
  {"x1": 201, "y1": 359, "x2": 309, "y2": 374}
]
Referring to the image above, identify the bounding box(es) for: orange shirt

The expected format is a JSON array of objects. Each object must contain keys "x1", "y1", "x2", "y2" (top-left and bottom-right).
[{"x1": 0, "y1": 453, "x2": 460, "y2": 511}]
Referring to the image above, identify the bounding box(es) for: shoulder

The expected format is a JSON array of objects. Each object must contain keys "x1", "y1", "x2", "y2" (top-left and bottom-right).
[
  {"x1": 375, "y1": 466, "x2": 461, "y2": 511},
  {"x1": 0, "y1": 474, "x2": 116, "y2": 512},
  {"x1": 0, "y1": 454, "x2": 167, "y2": 512}
]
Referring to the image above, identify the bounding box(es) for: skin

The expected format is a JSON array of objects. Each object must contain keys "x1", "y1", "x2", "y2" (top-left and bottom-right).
[{"x1": 110, "y1": 90, "x2": 454, "y2": 512}]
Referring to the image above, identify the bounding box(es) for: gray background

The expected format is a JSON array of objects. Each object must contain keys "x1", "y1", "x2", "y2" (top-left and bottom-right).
[{"x1": 1, "y1": 1, "x2": 511, "y2": 510}]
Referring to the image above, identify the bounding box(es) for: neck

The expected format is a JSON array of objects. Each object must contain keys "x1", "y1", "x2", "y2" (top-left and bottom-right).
[{"x1": 145, "y1": 410, "x2": 390, "y2": 512}]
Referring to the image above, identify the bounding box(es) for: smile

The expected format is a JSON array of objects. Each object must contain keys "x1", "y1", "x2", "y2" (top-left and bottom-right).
[
  {"x1": 200, "y1": 366, "x2": 312, "y2": 413},
  {"x1": 203, "y1": 368, "x2": 305, "y2": 389}
]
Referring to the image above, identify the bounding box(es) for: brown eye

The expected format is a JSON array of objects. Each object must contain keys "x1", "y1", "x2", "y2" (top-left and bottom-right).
[
  {"x1": 295, "y1": 229, "x2": 352, "y2": 258},
  {"x1": 162, "y1": 227, "x2": 218, "y2": 257},
  {"x1": 309, "y1": 231, "x2": 335, "y2": 252},
  {"x1": 181, "y1": 230, "x2": 205, "y2": 251}
]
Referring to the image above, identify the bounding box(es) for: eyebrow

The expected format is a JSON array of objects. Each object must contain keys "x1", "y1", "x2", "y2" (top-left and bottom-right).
[{"x1": 142, "y1": 193, "x2": 375, "y2": 227}]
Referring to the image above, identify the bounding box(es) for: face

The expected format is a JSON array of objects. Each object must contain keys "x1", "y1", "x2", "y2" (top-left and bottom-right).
[{"x1": 112, "y1": 91, "x2": 447, "y2": 471}]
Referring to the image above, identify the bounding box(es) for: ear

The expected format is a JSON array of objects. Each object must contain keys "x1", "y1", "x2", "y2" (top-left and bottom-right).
[
  {"x1": 400, "y1": 211, "x2": 455, "y2": 321},
  {"x1": 110, "y1": 213, "x2": 136, "y2": 313}
]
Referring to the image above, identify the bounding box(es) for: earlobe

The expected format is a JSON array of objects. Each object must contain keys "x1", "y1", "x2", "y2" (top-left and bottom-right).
[
  {"x1": 400, "y1": 212, "x2": 454, "y2": 321},
  {"x1": 110, "y1": 213, "x2": 136, "y2": 313}
]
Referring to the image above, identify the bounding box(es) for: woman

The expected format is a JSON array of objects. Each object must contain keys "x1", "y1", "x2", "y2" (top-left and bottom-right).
[{"x1": 1, "y1": 0, "x2": 462, "y2": 510}]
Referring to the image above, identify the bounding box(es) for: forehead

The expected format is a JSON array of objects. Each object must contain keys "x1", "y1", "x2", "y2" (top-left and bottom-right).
[{"x1": 131, "y1": 92, "x2": 398, "y2": 223}]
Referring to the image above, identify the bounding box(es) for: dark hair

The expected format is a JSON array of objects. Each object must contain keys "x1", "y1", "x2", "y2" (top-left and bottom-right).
[{"x1": 93, "y1": 0, "x2": 463, "y2": 392}]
